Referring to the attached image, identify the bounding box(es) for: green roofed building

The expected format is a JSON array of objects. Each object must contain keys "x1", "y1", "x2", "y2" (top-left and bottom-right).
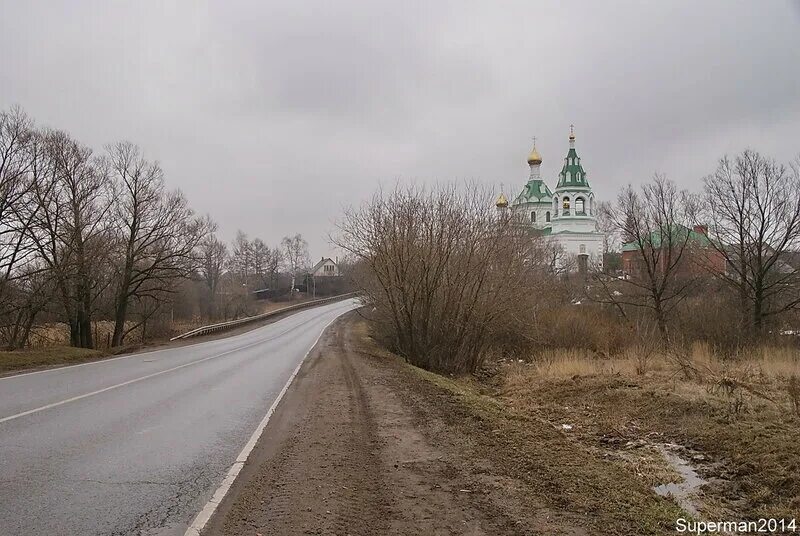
[
  {"x1": 508, "y1": 143, "x2": 554, "y2": 227},
  {"x1": 495, "y1": 126, "x2": 604, "y2": 271}
]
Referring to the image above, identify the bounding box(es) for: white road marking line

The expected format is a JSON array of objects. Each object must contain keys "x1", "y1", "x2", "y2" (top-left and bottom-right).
[
  {"x1": 0, "y1": 344, "x2": 245, "y2": 424},
  {"x1": 0, "y1": 304, "x2": 352, "y2": 425},
  {"x1": 183, "y1": 308, "x2": 352, "y2": 536}
]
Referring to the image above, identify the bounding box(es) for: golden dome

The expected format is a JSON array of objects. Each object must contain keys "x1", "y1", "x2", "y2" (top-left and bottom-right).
[
  {"x1": 495, "y1": 192, "x2": 509, "y2": 207},
  {"x1": 527, "y1": 146, "x2": 542, "y2": 165}
]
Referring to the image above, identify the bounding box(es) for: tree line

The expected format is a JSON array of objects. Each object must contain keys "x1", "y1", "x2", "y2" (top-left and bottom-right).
[
  {"x1": 338, "y1": 149, "x2": 800, "y2": 374},
  {"x1": 0, "y1": 106, "x2": 310, "y2": 350},
  {"x1": 595, "y1": 150, "x2": 800, "y2": 348}
]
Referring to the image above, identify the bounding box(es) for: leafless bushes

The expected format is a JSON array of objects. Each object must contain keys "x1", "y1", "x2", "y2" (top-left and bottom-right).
[
  {"x1": 533, "y1": 304, "x2": 631, "y2": 357},
  {"x1": 335, "y1": 184, "x2": 547, "y2": 374}
]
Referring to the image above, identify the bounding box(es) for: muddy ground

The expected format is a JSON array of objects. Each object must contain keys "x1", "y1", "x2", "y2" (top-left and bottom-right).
[{"x1": 207, "y1": 312, "x2": 689, "y2": 536}]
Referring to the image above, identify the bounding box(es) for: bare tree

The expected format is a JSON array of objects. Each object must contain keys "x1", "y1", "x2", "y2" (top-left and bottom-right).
[
  {"x1": 230, "y1": 230, "x2": 253, "y2": 289},
  {"x1": 591, "y1": 175, "x2": 698, "y2": 339},
  {"x1": 29, "y1": 130, "x2": 114, "y2": 348},
  {"x1": 700, "y1": 150, "x2": 800, "y2": 335},
  {"x1": 251, "y1": 238, "x2": 282, "y2": 290},
  {"x1": 0, "y1": 107, "x2": 39, "y2": 347},
  {"x1": 0, "y1": 107, "x2": 36, "y2": 294},
  {"x1": 106, "y1": 141, "x2": 210, "y2": 346},
  {"x1": 281, "y1": 234, "x2": 309, "y2": 295},
  {"x1": 595, "y1": 199, "x2": 621, "y2": 271},
  {"x1": 198, "y1": 232, "x2": 227, "y2": 320}
]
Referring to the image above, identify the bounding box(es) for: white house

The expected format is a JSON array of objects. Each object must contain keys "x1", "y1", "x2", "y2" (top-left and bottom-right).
[{"x1": 310, "y1": 257, "x2": 340, "y2": 277}]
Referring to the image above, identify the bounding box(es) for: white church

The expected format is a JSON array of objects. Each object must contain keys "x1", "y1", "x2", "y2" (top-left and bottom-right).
[{"x1": 495, "y1": 127, "x2": 604, "y2": 271}]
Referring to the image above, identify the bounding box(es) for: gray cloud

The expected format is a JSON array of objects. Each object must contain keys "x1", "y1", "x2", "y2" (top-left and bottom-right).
[{"x1": 2, "y1": 0, "x2": 798, "y2": 256}]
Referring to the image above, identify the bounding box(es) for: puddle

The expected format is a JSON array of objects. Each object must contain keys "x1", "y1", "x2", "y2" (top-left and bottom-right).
[{"x1": 653, "y1": 444, "x2": 707, "y2": 517}]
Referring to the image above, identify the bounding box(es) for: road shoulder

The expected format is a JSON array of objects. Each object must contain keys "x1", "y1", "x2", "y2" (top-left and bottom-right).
[{"x1": 205, "y1": 311, "x2": 594, "y2": 535}]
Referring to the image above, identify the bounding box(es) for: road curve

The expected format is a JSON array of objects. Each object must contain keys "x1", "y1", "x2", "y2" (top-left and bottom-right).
[{"x1": 0, "y1": 299, "x2": 359, "y2": 536}]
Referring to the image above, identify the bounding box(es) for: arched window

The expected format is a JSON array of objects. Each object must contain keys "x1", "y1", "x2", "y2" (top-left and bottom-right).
[
  {"x1": 531, "y1": 211, "x2": 536, "y2": 223},
  {"x1": 562, "y1": 196, "x2": 570, "y2": 215},
  {"x1": 545, "y1": 211, "x2": 551, "y2": 222},
  {"x1": 575, "y1": 197, "x2": 585, "y2": 214}
]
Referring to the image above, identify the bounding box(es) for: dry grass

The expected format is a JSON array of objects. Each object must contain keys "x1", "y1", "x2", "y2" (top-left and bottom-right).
[
  {"x1": 0, "y1": 346, "x2": 105, "y2": 373},
  {"x1": 497, "y1": 344, "x2": 800, "y2": 521},
  {"x1": 520, "y1": 343, "x2": 800, "y2": 389}
]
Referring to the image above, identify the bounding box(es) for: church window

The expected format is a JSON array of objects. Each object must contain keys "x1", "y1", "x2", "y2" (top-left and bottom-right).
[
  {"x1": 575, "y1": 197, "x2": 585, "y2": 214},
  {"x1": 531, "y1": 211, "x2": 536, "y2": 223},
  {"x1": 545, "y1": 211, "x2": 551, "y2": 222},
  {"x1": 562, "y1": 196, "x2": 570, "y2": 215},
  {"x1": 580, "y1": 244, "x2": 586, "y2": 254}
]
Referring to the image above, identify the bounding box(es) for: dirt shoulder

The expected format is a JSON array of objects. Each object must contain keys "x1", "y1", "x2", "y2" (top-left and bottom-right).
[{"x1": 206, "y1": 312, "x2": 684, "y2": 536}]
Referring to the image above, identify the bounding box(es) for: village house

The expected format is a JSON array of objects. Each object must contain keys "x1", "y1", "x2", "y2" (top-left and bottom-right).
[{"x1": 310, "y1": 257, "x2": 340, "y2": 277}]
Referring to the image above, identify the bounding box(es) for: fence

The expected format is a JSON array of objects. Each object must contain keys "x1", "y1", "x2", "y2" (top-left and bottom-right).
[{"x1": 169, "y1": 293, "x2": 357, "y2": 341}]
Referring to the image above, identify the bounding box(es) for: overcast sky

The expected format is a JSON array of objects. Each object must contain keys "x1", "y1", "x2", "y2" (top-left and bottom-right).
[{"x1": 2, "y1": 1, "x2": 799, "y2": 257}]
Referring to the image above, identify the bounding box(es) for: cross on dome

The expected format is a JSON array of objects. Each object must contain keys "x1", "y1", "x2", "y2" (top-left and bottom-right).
[{"x1": 527, "y1": 137, "x2": 542, "y2": 165}]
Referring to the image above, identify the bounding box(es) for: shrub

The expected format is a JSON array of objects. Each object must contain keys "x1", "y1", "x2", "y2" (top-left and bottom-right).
[{"x1": 335, "y1": 184, "x2": 551, "y2": 374}]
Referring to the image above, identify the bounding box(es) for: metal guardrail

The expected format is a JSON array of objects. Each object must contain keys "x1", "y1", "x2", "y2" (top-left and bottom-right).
[{"x1": 169, "y1": 292, "x2": 357, "y2": 341}]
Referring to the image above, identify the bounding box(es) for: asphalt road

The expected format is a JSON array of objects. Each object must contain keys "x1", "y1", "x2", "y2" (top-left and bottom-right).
[{"x1": 0, "y1": 299, "x2": 359, "y2": 536}]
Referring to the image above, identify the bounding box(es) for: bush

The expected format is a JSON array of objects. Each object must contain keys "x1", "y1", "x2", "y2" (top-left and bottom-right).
[
  {"x1": 534, "y1": 304, "x2": 632, "y2": 357},
  {"x1": 335, "y1": 184, "x2": 551, "y2": 374}
]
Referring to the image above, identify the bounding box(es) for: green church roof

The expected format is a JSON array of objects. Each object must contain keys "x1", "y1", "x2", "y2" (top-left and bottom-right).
[
  {"x1": 513, "y1": 179, "x2": 553, "y2": 204},
  {"x1": 556, "y1": 145, "x2": 590, "y2": 190},
  {"x1": 622, "y1": 224, "x2": 712, "y2": 251}
]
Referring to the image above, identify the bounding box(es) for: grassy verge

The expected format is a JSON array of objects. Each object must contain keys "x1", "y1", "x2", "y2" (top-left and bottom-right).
[
  {"x1": 0, "y1": 346, "x2": 106, "y2": 374},
  {"x1": 354, "y1": 320, "x2": 683, "y2": 535},
  {"x1": 497, "y1": 349, "x2": 800, "y2": 521},
  {"x1": 407, "y1": 366, "x2": 684, "y2": 535},
  {"x1": 360, "y1": 318, "x2": 800, "y2": 532}
]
